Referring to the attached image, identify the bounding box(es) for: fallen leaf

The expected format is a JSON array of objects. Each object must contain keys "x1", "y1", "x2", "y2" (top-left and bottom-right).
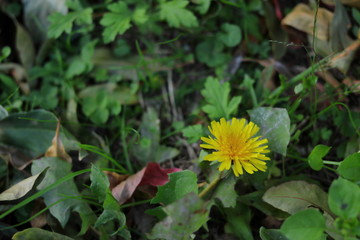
[
  {"x1": 30, "y1": 199, "x2": 48, "y2": 228},
  {"x1": 45, "y1": 120, "x2": 72, "y2": 163},
  {"x1": 0, "y1": 168, "x2": 48, "y2": 204},
  {"x1": 328, "y1": 40, "x2": 360, "y2": 73},
  {"x1": 111, "y1": 162, "x2": 181, "y2": 204},
  {"x1": 322, "y1": 0, "x2": 360, "y2": 8},
  {"x1": 282, "y1": 3, "x2": 333, "y2": 41}
]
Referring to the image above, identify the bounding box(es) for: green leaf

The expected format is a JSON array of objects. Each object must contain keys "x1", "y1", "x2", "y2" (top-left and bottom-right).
[
  {"x1": 182, "y1": 124, "x2": 204, "y2": 143},
  {"x1": 159, "y1": 0, "x2": 198, "y2": 28},
  {"x1": 90, "y1": 164, "x2": 109, "y2": 202},
  {"x1": 213, "y1": 174, "x2": 237, "y2": 208},
  {"x1": 307, "y1": 145, "x2": 331, "y2": 171},
  {"x1": 263, "y1": 181, "x2": 330, "y2": 215},
  {"x1": 224, "y1": 203, "x2": 253, "y2": 240},
  {"x1": 280, "y1": 209, "x2": 326, "y2": 240},
  {"x1": 201, "y1": 76, "x2": 242, "y2": 119},
  {"x1": 151, "y1": 170, "x2": 198, "y2": 205},
  {"x1": 259, "y1": 227, "x2": 289, "y2": 240},
  {"x1": 0, "y1": 168, "x2": 48, "y2": 204},
  {"x1": 132, "y1": 108, "x2": 179, "y2": 164},
  {"x1": 217, "y1": 23, "x2": 242, "y2": 47},
  {"x1": 133, "y1": 5, "x2": 149, "y2": 25},
  {"x1": 194, "y1": 0, "x2": 211, "y2": 14},
  {"x1": 0, "y1": 110, "x2": 79, "y2": 160},
  {"x1": 148, "y1": 193, "x2": 208, "y2": 240},
  {"x1": 248, "y1": 107, "x2": 290, "y2": 156},
  {"x1": 337, "y1": 152, "x2": 360, "y2": 181},
  {"x1": 31, "y1": 157, "x2": 96, "y2": 229},
  {"x1": 95, "y1": 191, "x2": 126, "y2": 231},
  {"x1": 196, "y1": 37, "x2": 228, "y2": 67},
  {"x1": 12, "y1": 228, "x2": 74, "y2": 240},
  {"x1": 328, "y1": 177, "x2": 360, "y2": 219},
  {"x1": 48, "y1": 8, "x2": 93, "y2": 38},
  {"x1": 100, "y1": 2, "x2": 132, "y2": 43}
]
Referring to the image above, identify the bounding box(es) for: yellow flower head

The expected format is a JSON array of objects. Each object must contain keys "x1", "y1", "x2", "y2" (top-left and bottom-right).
[{"x1": 200, "y1": 118, "x2": 270, "y2": 176}]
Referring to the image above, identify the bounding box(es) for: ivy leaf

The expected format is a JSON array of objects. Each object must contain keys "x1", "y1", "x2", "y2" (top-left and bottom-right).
[
  {"x1": 201, "y1": 76, "x2": 242, "y2": 119},
  {"x1": 100, "y1": 2, "x2": 132, "y2": 43},
  {"x1": 48, "y1": 8, "x2": 93, "y2": 38},
  {"x1": 159, "y1": 0, "x2": 198, "y2": 28}
]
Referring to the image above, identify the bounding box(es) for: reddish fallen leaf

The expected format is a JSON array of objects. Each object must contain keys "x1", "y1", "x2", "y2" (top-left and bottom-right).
[{"x1": 111, "y1": 162, "x2": 181, "y2": 204}]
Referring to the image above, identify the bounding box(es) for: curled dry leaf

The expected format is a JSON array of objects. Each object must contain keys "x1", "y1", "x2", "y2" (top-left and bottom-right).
[
  {"x1": 45, "y1": 121, "x2": 72, "y2": 163},
  {"x1": 111, "y1": 162, "x2": 181, "y2": 204},
  {"x1": 282, "y1": 3, "x2": 333, "y2": 41},
  {"x1": 0, "y1": 168, "x2": 48, "y2": 204}
]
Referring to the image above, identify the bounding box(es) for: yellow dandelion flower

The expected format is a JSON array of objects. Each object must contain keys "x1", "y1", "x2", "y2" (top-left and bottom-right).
[{"x1": 200, "y1": 118, "x2": 270, "y2": 176}]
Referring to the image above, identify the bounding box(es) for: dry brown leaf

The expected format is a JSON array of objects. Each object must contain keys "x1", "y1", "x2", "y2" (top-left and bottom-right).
[
  {"x1": 31, "y1": 199, "x2": 48, "y2": 228},
  {"x1": 322, "y1": 0, "x2": 360, "y2": 8},
  {"x1": 282, "y1": 3, "x2": 333, "y2": 41},
  {"x1": 45, "y1": 121, "x2": 72, "y2": 162},
  {"x1": 328, "y1": 40, "x2": 360, "y2": 73}
]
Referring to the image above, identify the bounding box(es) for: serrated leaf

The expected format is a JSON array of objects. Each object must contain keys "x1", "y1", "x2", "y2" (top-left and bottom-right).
[
  {"x1": 328, "y1": 177, "x2": 360, "y2": 219},
  {"x1": 196, "y1": 37, "x2": 228, "y2": 67},
  {"x1": 201, "y1": 76, "x2": 242, "y2": 119},
  {"x1": 280, "y1": 209, "x2": 326, "y2": 240},
  {"x1": 263, "y1": 181, "x2": 330, "y2": 215},
  {"x1": 194, "y1": 0, "x2": 211, "y2": 14},
  {"x1": 307, "y1": 145, "x2": 331, "y2": 171},
  {"x1": 182, "y1": 124, "x2": 204, "y2": 143},
  {"x1": 148, "y1": 193, "x2": 208, "y2": 240},
  {"x1": 159, "y1": 0, "x2": 199, "y2": 28},
  {"x1": 48, "y1": 8, "x2": 93, "y2": 38},
  {"x1": 248, "y1": 107, "x2": 290, "y2": 156},
  {"x1": 90, "y1": 164, "x2": 109, "y2": 202},
  {"x1": 337, "y1": 152, "x2": 360, "y2": 181},
  {"x1": 217, "y1": 23, "x2": 242, "y2": 47},
  {"x1": 100, "y1": 2, "x2": 132, "y2": 43},
  {"x1": 151, "y1": 170, "x2": 198, "y2": 205},
  {"x1": 12, "y1": 228, "x2": 74, "y2": 240}
]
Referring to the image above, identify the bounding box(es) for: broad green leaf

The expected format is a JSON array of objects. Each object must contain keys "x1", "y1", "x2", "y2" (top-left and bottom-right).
[
  {"x1": 182, "y1": 124, "x2": 204, "y2": 143},
  {"x1": 148, "y1": 193, "x2": 208, "y2": 240},
  {"x1": 337, "y1": 152, "x2": 360, "y2": 181},
  {"x1": 224, "y1": 203, "x2": 253, "y2": 240},
  {"x1": 12, "y1": 228, "x2": 74, "y2": 240},
  {"x1": 196, "y1": 37, "x2": 228, "y2": 67},
  {"x1": 259, "y1": 227, "x2": 289, "y2": 240},
  {"x1": 0, "y1": 105, "x2": 8, "y2": 120},
  {"x1": 48, "y1": 8, "x2": 93, "y2": 38},
  {"x1": 132, "y1": 108, "x2": 179, "y2": 164},
  {"x1": 201, "y1": 76, "x2": 242, "y2": 119},
  {"x1": 31, "y1": 157, "x2": 96, "y2": 229},
  {"x1": 0, "y1": 110, "x2": 79, "y2": 160},
  {"x1": 90, "y1": 164, "x2": 109, "y2": 202},
  {"x1": 213, "y1": 174, "x2": 237, "y2": 208},
  {"x1": 132, "y1": 5, "x2": 149, "y2": 25},
  {"x1": 248, "y1": 107, "x2": 290, "y2": 156},
  {"x1": 151, "y1": 170, "x2": 198, "y2": 205},
  {"x1": 0, "y1": 168, "x2": 48, "y2": 203},
  {"x1": 328, "y1": 177, "x2": 360, "y2": 219},
  {"x1": 307, "y1": 145, "x2": 331, "y2": 171},
  {"x1": 100, "y1": 2, "x2": 132, "y2": 43},
  {"x1": 263, "y1": 181, "x2": 330, "y2": 215},
  {"x1": 280, "y1": 209, "x2": 326, "y2": 240},
  {"x1": 217, "y1": 23, "x2": 242, "y2": 47},
  {"x1": 159, "y1": 0, "x2": 198, "y2": 28}
]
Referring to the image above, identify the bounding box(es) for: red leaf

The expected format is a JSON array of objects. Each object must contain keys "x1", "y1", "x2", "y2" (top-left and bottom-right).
[
  {"x1": 139, "y1": 162, "x2": 181, "y2": 187},
  {"x1": 111, "y1": 162, "x2": 181, "y2": 204}
]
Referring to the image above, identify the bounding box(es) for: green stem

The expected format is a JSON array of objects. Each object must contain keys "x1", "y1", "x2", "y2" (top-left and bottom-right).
[
  {"x1": 198, "y1": 174, "x2": 222, "y2": 199},
  {"x1": 323, "y1": 160, "x2": 341, "y2": 166}
]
